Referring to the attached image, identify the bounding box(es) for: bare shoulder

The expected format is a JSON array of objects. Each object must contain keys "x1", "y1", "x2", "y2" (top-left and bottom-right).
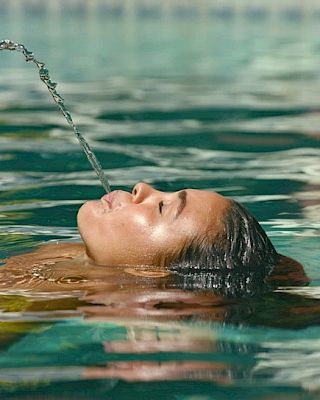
[{"x1": 1, "y1": 241, "x2": 85, "y2": 269}]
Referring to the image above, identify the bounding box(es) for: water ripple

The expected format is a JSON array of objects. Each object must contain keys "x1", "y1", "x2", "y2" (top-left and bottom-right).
[{"x1": 0, "y1": 225, "x2": 79, "y2": 238}]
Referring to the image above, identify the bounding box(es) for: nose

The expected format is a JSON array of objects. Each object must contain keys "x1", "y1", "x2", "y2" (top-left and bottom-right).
[{"x1": 131, "y1": 182, "x2": 159, "y2": 203}]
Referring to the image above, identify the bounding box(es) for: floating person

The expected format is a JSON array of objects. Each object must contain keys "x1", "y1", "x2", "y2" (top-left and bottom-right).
[{"x1": 1, "y1": 182, "x2": 309, "y2": 297}]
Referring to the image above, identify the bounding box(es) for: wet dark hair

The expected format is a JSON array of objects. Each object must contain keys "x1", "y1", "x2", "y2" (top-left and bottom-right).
[{"x1": 168, "y1": 200, "x2": 279, "y2": 297}]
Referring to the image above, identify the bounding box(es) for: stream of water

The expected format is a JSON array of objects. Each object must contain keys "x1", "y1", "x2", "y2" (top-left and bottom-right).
[{"x1": 0, "y1": 39, "x2": 111, "y2": 193}]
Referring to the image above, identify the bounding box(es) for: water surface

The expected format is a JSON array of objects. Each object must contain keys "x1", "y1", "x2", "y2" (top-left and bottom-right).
[{"x1": 0, "y1": 9, "x2": 320, "y2": 400}]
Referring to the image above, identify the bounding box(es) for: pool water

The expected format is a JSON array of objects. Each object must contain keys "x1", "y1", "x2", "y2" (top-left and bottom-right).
[{"x1": 1, "y1": 9, "x2": 320, "y2": 400}]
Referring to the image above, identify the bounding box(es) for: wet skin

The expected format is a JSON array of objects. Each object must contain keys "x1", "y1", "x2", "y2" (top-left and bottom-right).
[{"x1": 77, "y1": 182, "x2": 231, "y2": 267}]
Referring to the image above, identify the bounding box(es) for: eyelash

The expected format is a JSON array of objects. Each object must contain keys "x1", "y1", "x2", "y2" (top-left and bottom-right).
[{"x1": 159, "y1": 201, "x2": 164, "y2": 214}]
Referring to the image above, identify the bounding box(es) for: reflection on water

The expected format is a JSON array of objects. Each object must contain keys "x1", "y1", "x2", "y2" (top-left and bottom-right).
[
  {"x1": 0, "y1": 9, "x2": 320, "y2": 400},
  {"x1": 1, "y1": 283, "x2": 320, "y2": 397},
  {"x1": 0, "y1": 247, "x2": 320, "y2": 397}
]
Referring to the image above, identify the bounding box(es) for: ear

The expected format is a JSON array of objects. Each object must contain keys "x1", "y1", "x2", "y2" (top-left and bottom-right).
[{"x1": 267, "y1": 254, "x2": 309, "y2": 286}]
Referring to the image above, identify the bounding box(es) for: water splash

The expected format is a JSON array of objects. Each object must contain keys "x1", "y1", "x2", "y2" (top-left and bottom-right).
[{"x1": 0, "y1": 39, "x2": 111, "y2": 193}]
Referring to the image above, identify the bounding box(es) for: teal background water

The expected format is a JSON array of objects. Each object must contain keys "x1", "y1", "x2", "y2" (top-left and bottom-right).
[{"x1": 1, "y1": 7, "x2": 320, "y2": 400}]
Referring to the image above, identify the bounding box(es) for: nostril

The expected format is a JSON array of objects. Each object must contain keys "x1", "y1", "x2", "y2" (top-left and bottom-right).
[
  {"x1": 132, "y1": 182, "x2": 145, "y2": 199},
  {"x1": 132, "y1": 184, "x2": 140, "y2": 197}
]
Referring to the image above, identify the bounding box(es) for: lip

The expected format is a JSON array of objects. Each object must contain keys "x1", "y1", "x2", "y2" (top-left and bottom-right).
[{"x1": 101, "y1": 191, "x2": 118, "y2": 209}]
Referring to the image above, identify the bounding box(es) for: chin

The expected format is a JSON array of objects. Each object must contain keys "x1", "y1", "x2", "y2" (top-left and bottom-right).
[
  {"x1": 77, "y1": 202, "x2": 95, "y2": 242},
  {"x1": 77, "y1": 212, "x2": 96, "y2": 263},
  {"x1": 78, "y1": 200, "x2": 100, "y2": 223},
  {"x1": 77, "y1": 203, "x2": 109, "y2": 264},
  {"x1": 77, "y1": 202, "x2": 87, "y2": 229}
]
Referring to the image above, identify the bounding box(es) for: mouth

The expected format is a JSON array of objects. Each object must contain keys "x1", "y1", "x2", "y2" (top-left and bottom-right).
[
  {"x1": 100, "y1": 190, "x2": 131, "y2": 213},
  {"x1": 101, "y1": 191, "x2": 117, "y2": 210}
]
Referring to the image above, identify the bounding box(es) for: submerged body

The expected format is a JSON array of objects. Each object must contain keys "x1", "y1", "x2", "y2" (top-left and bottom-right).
[{"x1": 0, "y1": 239, "x2": 313, "y2": 336}]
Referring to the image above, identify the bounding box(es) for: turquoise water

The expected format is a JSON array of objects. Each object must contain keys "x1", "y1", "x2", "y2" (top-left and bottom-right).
[{"x1": 1, "y1": 9, "x2": 320, "y2": 399}]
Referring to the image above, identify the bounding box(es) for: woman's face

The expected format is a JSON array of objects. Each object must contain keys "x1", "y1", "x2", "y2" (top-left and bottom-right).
[{"x1": 77, "y1": 183, "x2": 230, "y2": 267}]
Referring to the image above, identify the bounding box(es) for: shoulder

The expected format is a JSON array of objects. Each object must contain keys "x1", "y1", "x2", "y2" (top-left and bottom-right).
[{"x1": 2, "y1": 241, "x2": 85, "y2": 269}]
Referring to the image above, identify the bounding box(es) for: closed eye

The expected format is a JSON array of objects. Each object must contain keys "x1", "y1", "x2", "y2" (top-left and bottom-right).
[{"x1": 159, "y1": 200, "x2": 164, "y2": 214}]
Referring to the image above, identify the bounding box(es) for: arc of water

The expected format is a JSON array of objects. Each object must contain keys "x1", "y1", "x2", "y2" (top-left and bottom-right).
[{"x1": 0, "y1": 39, "x2": 111, "y2": 193}]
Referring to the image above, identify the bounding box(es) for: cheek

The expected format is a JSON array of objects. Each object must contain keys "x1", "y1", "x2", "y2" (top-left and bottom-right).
[
  {"x1": 149, "y1": 222, "x2": 190, "y2": 257},
  {"x1": 78, "y1": 203, "x2": 156, "y2": 251},
  {"x1": 109, "y1": 212, "x2": 152, "y2": 242},
  {"x1": 150, "y1": 224, "x2": 169, "y2": 242},
  {"x1": 130, "y1": 212, "x2": 152, "y2": 230}
]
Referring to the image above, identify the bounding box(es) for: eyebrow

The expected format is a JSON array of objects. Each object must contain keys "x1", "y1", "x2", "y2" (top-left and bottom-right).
[{"x1": 175, "y1": 190, "x2": 187, "y2": 219}]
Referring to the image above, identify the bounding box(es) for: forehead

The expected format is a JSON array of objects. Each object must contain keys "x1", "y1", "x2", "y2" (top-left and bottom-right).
[
  {"x1": 186, "y1": 189, "x2": 230, "y2": 209},
  {"x1": 181, "y1": 189, "x2": 230, "y2": 233}
]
